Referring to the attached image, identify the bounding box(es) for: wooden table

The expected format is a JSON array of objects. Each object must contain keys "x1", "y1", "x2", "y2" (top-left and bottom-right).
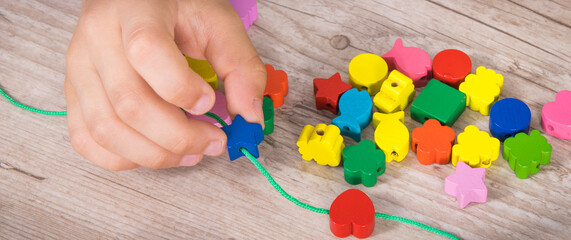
[{"x1": 1, "y1": 0, "x2": 570, "y2": 239}]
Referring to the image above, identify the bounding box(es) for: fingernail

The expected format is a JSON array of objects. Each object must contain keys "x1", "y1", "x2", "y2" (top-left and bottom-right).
[
  {"x1": 179, "y1": 154, "x2": 202, "y2": 167},
  {"x1": 204, "y1": 140, "x2": 225, "y2": 156},
  {"x1": 253, "y1": 98, "x2": 265, "y2": 127},
  {"x1": 190, "y1": 93, "x2": 214, "y2": 115}
]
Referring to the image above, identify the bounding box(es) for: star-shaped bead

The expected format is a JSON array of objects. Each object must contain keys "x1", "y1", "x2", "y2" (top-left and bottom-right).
[
  {"x1": 313, "y1": 72, "x2": 352, "y2": 114},
  {"x1": 444, "y1": 161, "x2": 487, "y2": 208},
  {"x1": 221, "y1": 114, "x2": 264, "y2": 161}
]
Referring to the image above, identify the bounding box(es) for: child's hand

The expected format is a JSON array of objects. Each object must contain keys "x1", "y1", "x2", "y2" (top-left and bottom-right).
[{"x1": 65, "y1": 0, "x2": 266, "y2": 171}]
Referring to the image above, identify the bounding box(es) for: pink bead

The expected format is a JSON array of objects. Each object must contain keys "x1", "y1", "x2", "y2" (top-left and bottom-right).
[
  {"x1": 186, "y1": 91, "x2": 232, "y2": 128},
  {"x1": 542, "y1": 90, "x2": 571, "y2": 139},
  {"x1": 228, "y1": 0, "x2": 258, "y2": 30},
  {"x1": 445, "y1": 161, "x2": 487, "y2": 208},
  {"x1": 382, "y1": 39, "x2": 432, "y2": 88}
]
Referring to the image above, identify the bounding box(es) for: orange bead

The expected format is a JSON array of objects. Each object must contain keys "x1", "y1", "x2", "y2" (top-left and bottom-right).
[
  {"x1": 411, "y1": 119, "x2": 456, "y2": 165},
  {"x1": 264, "y1": 64, "x2": 289, "y2": 107}
]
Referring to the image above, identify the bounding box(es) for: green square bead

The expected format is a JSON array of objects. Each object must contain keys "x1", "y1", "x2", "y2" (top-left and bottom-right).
[
  {"x1": 411, "y1": 79, "x2": 466, "y2": 127},
  {"x1": 263, "y1": 96, "x2": 274, "y2": 135}
]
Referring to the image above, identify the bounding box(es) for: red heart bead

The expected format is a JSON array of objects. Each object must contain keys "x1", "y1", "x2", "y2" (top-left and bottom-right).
[{"x1": 329, "y1": 189, "x2": 375, "y2": 238}]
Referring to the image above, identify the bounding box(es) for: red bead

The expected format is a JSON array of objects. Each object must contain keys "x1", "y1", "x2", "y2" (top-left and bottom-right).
[
  {"x1": 433, "y1": 49, "x2": 472, "y2": 89},
  {"x1": 329, "y1": 189, "x2": 375, "y2": 238},
  {"x1": 313, "y1": 72, "x2": 352, "y2": 114}
]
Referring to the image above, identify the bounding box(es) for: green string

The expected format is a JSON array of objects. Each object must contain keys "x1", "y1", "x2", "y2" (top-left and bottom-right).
[
  {"x1": 240, "y1": 148, "x2": 331, "y2": 214},
  {"x1": 208, "y1": 114, "x2": 460, "y2": 239},
  {"x1": 374, "y1": 213, "x2": 460, "y2": 239},
  {"x1": 0, "y1": 87, "x2": 67, "y2": 116},
  {"x1": 241, "y1": 148, "x2": 460, "y2": 239},
  {"x1": 1, "y1": 88, "x2": 460, "y2": 239},
  {"x1": 204, "y1": 112, "x2": 226, "y2": 126}
]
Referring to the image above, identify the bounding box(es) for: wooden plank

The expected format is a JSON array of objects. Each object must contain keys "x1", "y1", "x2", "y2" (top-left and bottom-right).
[{"x1": 1, "y1": 0, "x2": 570, "y2": 239}]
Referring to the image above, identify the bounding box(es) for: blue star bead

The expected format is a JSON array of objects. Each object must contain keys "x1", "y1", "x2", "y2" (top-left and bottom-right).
[{"x1": 221, "y1": 114, "x2": 264, "y2": 161}]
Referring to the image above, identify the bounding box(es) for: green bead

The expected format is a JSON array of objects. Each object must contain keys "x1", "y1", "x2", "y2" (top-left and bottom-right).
[
  {"x1": 410, "y1": 79, "x2": 466, "y2": 127},
  {"x1": 503, "y1": 130, "x2": 552, "y2": 179},
  {"x1": 263, "y1": 96, "x2": 274, "y2": 135},
  {"x1": 342, "y1": 140, "x2": 386, "y2": 187}
]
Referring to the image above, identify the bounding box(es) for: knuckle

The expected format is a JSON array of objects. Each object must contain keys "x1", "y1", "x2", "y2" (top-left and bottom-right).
[
  {"x1": 87, "y1": 120, "x2": 115, "y2": 148},
  {"x1": 248, "y1": 56, "x2": 267, "y2": 79},
  {"x1": 78, "y1": 12, "x2": 103, "y2": 39},
  {"x1": 165, "y1": 136, "x2": 191, "y2": 154},
  {"x1": 69, "y1": 130, "x2": 90, "y2": 156},
  {"x1": 162, "y1": 83, "x2": 191, "y2": 106},
  {"x1": 124, "y1": 24, "x2": 156, "y2": 61},
  {"x1": 69, "y1": 129, "x2": 135, "y2": 172},
  {"x1": 113, "y1": 90, "x2": 144, "y2": 123},
  {"x1": 246, "y1": 55, "x2": 266, "y2": 74}
]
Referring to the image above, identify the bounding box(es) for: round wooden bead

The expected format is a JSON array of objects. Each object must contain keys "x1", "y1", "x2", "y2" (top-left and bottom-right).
[
  {"x1": 348, "y1": 53, "x2": 388, "y2": 96},
  {"x1": 433, "y1": 49, "x2": 472, "y2": 89},
  {"x1": 489, "y1": 98, "x2": 531, "y2": 141}
]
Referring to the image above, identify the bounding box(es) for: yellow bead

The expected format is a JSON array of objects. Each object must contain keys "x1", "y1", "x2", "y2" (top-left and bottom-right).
[
  {"x1": 459, "y1": 66, "x2": 503, "y2": 115},
  {"x1": 373, "y1": 111, "x2": 409, "y2": 162},
  {"x1": 373, "y1": 70, "x2": 416, "y2": 113},
  {"x1": 348, "y1": 53, "x2": 389, "y2": 96},
  {"x1": 452, "y1": 125, "x2": 500, "y2": 168},
  {"x1": 185, "y1": 56, "x2": 218, "y2": 90},
  {"x1": 296, "y1": 124, "x2": 345, "y2": 167}
]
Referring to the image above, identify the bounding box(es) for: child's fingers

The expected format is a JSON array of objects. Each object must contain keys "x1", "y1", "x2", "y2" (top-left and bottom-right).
[
  {"x1": 89, "y1": 33, "x2": 227, "y2": 158},
  {"x1": 178, "y1": 0, "x2": 267, "y2": 126},
  {"x1": 66, "y1": 52, "x2": 185, "y2": 169},
  {"x1": 118, "y1": 0, "x2": 215, "y2": 115},
  {"x1": 65, "y1": 77, "x2": 140, "y2": 171}
]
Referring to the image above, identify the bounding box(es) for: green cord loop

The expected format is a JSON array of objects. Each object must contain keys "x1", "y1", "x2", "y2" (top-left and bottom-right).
[{"x1": 1, "y1": 88, "x2": 460, "y2": 239}]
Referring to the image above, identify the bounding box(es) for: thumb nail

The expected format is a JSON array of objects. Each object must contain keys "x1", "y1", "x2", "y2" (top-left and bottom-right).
[{"x1": 189, "y1": 92, "x2": 214, "y2": 115}]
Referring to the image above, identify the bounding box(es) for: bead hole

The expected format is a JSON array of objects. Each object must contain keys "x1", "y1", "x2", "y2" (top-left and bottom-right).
[
  {"x1": 316, "y1": 129, "x2": 325, "y2": 136},
  {"x1": 391, "y1": 82, "x2": 399, "y2": 87}
]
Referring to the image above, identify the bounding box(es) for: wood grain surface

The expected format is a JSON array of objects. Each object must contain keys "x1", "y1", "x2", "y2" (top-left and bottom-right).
[{"x1": 1, "y1": 0, "x2": 570, "y2": 239}]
